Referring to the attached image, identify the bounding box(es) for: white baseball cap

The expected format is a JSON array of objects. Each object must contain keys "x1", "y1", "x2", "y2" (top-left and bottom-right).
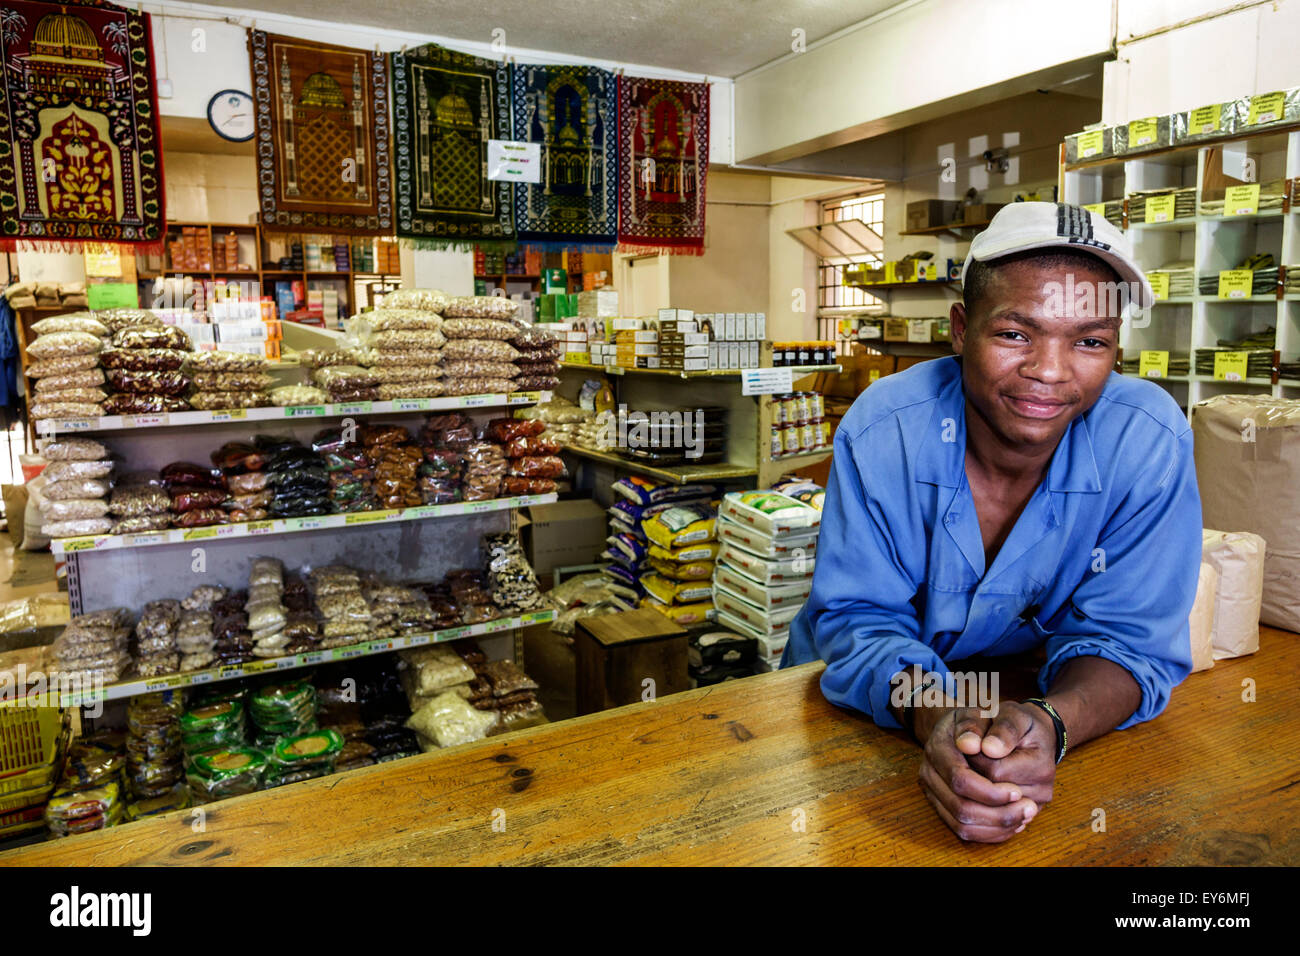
[{"x1": 961, "y1": 202, "x2": 1154, "y2": 310}]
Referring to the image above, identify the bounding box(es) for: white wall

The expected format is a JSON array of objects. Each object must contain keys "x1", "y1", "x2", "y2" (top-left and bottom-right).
[
  {"x1": 1103, "y1": 0, "x2": 1300, "y2": 122},
  {"x1": 732, "y1": 0, "x2": 1113, "y2": 165}
]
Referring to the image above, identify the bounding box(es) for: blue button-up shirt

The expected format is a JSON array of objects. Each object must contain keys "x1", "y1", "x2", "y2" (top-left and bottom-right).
[{"x1": 782, "y1": 356, "x2": 1201, "y2": 729}]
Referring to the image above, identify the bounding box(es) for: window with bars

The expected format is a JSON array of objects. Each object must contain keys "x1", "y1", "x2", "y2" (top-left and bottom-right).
[{"x1": 817, "y1": 192, "x2": 885, "y2": 311}]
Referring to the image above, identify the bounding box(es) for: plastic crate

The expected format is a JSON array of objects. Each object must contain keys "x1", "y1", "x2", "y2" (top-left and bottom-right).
[
  {"x1": 0, "y1": 707, "x2": 65, "y2": 775},
  {"x1": 0, "y1": 803, "x2": 47, "y2": 840},
  {"x1": 0, "y1": 777, "x2": 56, "y2": 814}
]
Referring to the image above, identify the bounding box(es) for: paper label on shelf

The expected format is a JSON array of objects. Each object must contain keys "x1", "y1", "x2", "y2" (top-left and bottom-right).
[
  {"x1": 510, "y1": 391, "x2": 540, "y2": 404},
  {"x1": 217, "y1": 665, "x2": 243, "y2": 679},
  {"x1": 57, "y1": 419, "x2": 95, "y2": 432},
  {"x1": 190, "y1": 672, "x2": 213, "y2": 685},
  {"x1": 333, "y1": 647, "x2": 365, "y2": 660},
  {"x1": 335, "y1": 402, "x2": 372, "y2": 414},
  {"x1": 143, "y1": 675, "x2": 182, "y2": 691},
  {"x1": 1247, "y1": 91, "x2": 1285, "y2": 125},
  {"x1": 1145, "y1": 194, "x2": 1176, "y2": 223},
  {"x1": 440, "y1": 626, "x2": 469, "y2": 641},
  {"x1": 1077, "y1": 129, "x2": 1105, "y2": 158},
  {"x1": 123, "y1": 414, "x2": 168, "y2": 428},
  {"x1": 295, "y1": 517, "x2": 326, "y2": 531},
  {"x1": 247, "y1": 521, "x2": 274, "y2": 534},
  {"x1": 344, "y1": 510, "x2": 392, "y2": 524},
  {"x1": 741, "y1": 367, "x2": 794, "y2": 396},
  {"x1": 125, "y1": 532, "x2": 167, "y2": 547},
  {"x1": 1139, "y1": 350, "x2": 1169, "y2": 378},
  {"x1": 407, "y1": 634, "x2": 431, "y2": 647},
  {"x1": 486, "y1": 139, "x2": 541, "y2": 182},
  {"x1": 394, "y1": 398, "x2": 431, "y2": 411},
  {"x1": 1082, "y1": 202, "x2": 1106, "y2": 216},
  {"x1": 61, "y1": 536, "x2": 103, "y2": 552},
  {"x1": 1147, "y1": 272, "x2": 1170, "y2": 300},
  {"x1": 1224, "y1": 183, "x2": 1260, "y2": 216},
  {"x1": 868, "y1": 369, "x2": 881, "y2": 383},
  {"x1": 286, "y1": 405, "x2": 326, "y2": 417},
  {"x1": 210, "y1": 409, "x2": 247, "y2": 421},
  {"x1": 1217, "y1": 270, "x2": 1253, "y2": 298},
  {"x1": 459, "y1": 395, "x2": 490, "y2": 407},
  {"x1": 1188, "y1": 104, "x2": 1221, "y2": 134},
  {"x1": 243, "y1": 660, "x2": 276, "y2": 674},
  {"x1": 1214, "y1": 351, "x2": 1250, "y2": 381},
  {"x1": 85, "y1": 282, "x2": 136, "y2": 309},
  {"x1": 1128, "y1": 117, "x2": 1159, "y2": 146},
  {"x1": 182, "y1": 527, "x2": 218, "y2": 540},
  {"x1": 301, "y1": 652, "x2": 325, "y2": 665}
]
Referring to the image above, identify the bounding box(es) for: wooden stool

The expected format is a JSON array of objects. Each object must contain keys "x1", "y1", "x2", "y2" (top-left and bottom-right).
[{"x1": 574, "y1": 609, "x2": 689, "y2": 715}]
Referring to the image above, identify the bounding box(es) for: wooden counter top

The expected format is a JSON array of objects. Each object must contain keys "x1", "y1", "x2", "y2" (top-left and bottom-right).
[{"x1": 4, "y1": 628, "x2": 1297, "y2": 866}]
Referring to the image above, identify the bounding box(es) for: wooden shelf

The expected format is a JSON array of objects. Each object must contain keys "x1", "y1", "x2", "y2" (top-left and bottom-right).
[
  {"x1": 843, "y1": 280, "x2": 960, "y2": 292},
  {"x1": 898, "y1": 221, "x2": 991, "y2": 237},
  {"x1": 559, "y1": 362, "x2": 842, "y2": 379},
  {"x1": 1065, "y1": 122, "x2": 1300, "y2": 171},
  {"x1": 562, "y1": 444, "x2": 757, "y2": 485}
]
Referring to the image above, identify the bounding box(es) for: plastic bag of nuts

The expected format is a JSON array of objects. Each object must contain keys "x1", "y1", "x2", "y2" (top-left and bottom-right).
[
  {"x1": 366, "y1": 309, "x2": 444, "y2": 332},
  {"x1": 102, "y1": 394, "x2": 191, "y2": 415},
  {"x1": 312, "y1": 366, "x2": 380, "y2": 390},
  {"x1": 369, "y1": 328, "x2": 447, "y2": 351},
  {"x1": 379, "y1": 288, "x2": 449, "y2": 313},
  {"x1": 96, "y1": 309, "x2": 164, "y2": 333},
  {"x1": 190, "y1": 371, "x2": 274, "y2": 391},
  {"x1": 31, "y1": 401, "x2": 102, "y2": 420},
  {"x1": 26, "y1": 354, "x2": 100, "y2": 378},
  {"x1": 188, "y1": 391, "x2": 271, "y2": 410},
  {"x1": 440, "y1": 360, "x2": 518, "y2": 380},
  {"x1": 111, "y1": 327, "x2": 192, "y2": 351},
  {"x1": 371, "y1": 364, "x2": 447, "y2": 383},
  {"x1": 371, "y1": 349, "x2": 443, "y2": 367},
  {"x1": 440, "y1": 377, "x2": 518, "y2": 396},
  {"x1": 377, "y1": 382, "x2": 444, "y2": 400},
  {"x1": 440, "y1": 339, "x2": 520, "y2": 363},
  {"x1": 34, "y1": 368, "x2": 106, "y2": 392},
  {"x1": 184, "y1": 351, "x2": 268, "y2": 372},
  {"x1": 270, "y1": 385, "x2": 328, "y2": 407},
  {"x1": 26, "y1": 331, "x2": 102, "y2": 359},
  {"x1": 442, "y1": 297, "x2": 518, "y2": 321},
  {"x1": 296, "y1": 346, "x2": 372, "y2": 369},
  {"x1": 105, "y1": 369, "x2": 188, "y2": 396},
  {"x1": 32, "y1": 315, "x2": 108, "y2": 337},
  {"x1": 100, "y1": 348, "x2": 186, "y2": 372},
  {"x1": 441, "y1": 316, "x2": 519, "y2": 340}
]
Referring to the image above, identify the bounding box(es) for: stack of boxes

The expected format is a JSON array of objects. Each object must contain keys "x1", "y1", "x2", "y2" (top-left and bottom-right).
[
  {"x1": 660, "y1": 309, "x2": 765, "y2": 371},
  {"x1": 712, "y1": 490, "x2": 821, "y2": 672},
  {"x1": 881, "y1": 317, "x2": 951, "y2": 344}
]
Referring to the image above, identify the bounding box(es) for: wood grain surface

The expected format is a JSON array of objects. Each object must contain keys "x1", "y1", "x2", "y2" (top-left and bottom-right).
[{"x1": 3, "y1": 628, "x2": 1297, "y2": 866}]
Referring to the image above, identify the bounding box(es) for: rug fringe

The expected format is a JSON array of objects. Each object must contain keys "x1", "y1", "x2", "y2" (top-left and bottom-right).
[{"x1": 615, "y1": 242, "x2": 705, "y2": 257}]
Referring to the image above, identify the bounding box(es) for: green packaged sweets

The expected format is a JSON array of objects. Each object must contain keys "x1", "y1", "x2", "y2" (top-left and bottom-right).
[{"x1": 271, "y1": 728, "x2": 344, "y2": 765}]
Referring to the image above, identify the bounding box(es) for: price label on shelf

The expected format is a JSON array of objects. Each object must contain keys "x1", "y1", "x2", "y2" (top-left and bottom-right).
[
  {"x1": 125, "y1": 532, "x2": 167, "y2": 547},
  {"x1": 1224, "y1": 183, "x2": 1260, "y2": 217},
  {"x1": 1082, "y1": 202, "x2": 1106, "y2": 216},
  {"x1": 333, "y1": 647, "x2": 365, "y2": 660},
  {"x1": 1139, "y1": 350, "x2": 1169, "y2": 379},
  {"x1": 1188, "y1": 103, "x2": 1221, "y2": 134},
  {"x1": 144, "y1": 676, "x2": 182, "y2": 691},
  {"x1": 1128, "y1": 117, "x2": 1159, "y2": 147},
  {"x1": 287, "y1": 405, "x2": 326, "y2": 417},
  {"x1": 395, "y1": 398, "x2": 431, "y2": 411},
  {"x1": 60, "y1": 419, "x2": 95, "y2": 432},
  {"x1": 741, "y1": 367, "x2": 794, "y2": 396},
  {"x1": 407, "y1": 634, "x2": 431, "y2": 647},
  {"x1": 1145, "y1": 194, "x2": 1176, "y2": 223},
  {"x1": 1214, "y1": 351, "x2": 1250, "y2": 381},
  {"x1": 62, "y1": 536, "x2": 102, "y2": 553},
  {"x1": 210, "y1": 409, "x2": 247, "y2": 421},
  {"x1": 460, "y1": 395, "x2": 490, "y2": 407},
  {"x1": 301, "y1": 652, "x2": 325, "y2": 665},
  {"x1": 182, "y1": 527, "x2": 218, "y2": 540},
  {"x1": 510, "y1": 392, "x2": 540, "y2": 405},
  {"x1": 1077, "y1": 129, "x2": 1105, "y2": 158},
  {"x1": 1247, "y1": 91, "x2": 1285, "y2": 125},
  {"x1": 1147, "y1": 272, "x2": 1170, "y2": 300},
  {"x1": 190, "y1": 672, "x2": 213, "y2": 685},
  {"x1": 335, "y1": 402, "x2": 372, "y2": 414},
  {"x1": 441, "y1": 626, "x2": 468, "y2": 641},
  {"x1": 124, "y1": 414, "x2": 169, "y2": 428},
  {"x1": 247, "y1": 521, "x2": 274, "y2": 534},
  {"x1": 297, "y1": 517, "x2": 325, "y2": 530},
  {"x1": 344, "y1": 510, "x2": 390, "y2": 524},
  {"x1": 1217, "y1": 270, "x2": 1254, "y2": 299},
  {"x1": 217, "y1": 665, "x2": 243, "y2": 679}
]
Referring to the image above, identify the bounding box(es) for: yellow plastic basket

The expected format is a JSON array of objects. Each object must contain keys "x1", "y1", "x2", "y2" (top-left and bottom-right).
[{"x1": 0, "y1": 707, "x2": 66, "y2": 775}]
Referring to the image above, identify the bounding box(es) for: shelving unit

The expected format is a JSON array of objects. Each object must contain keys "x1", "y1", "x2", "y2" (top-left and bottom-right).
[
  {"x1": 1061, "y1": 126, "x2": 1300, "y2": 414},
  {"x1": 42, "y1": 393, "x2": 552, "y2": 694},
  {"x1": 556, "y1": 351, "x2": 840, "y2": 489},
  {"x1": 34, "y1": 611, "x2": 556, "y2": 708}
]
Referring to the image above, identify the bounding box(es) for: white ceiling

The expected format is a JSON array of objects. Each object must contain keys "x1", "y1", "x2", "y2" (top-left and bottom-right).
[{"x1": 182, "y1": 0, "x2": 904, "y2": 77}]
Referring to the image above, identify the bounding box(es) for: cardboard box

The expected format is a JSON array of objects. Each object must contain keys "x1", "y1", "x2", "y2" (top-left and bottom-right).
[
  {"x1": 658, "y1": 319, "x2": 697, "y2": 334},
  {"x1": 611, "y1": 317, "x2": 643, "y2": 331},
  {"x1": 636, "y1": 356, "x2": 661, "y2": 369},
  {"x1": 709, "y1": 343, "x2": 720, "y2": 369},
  {"x1": 658, "y1": 308, "x2": 694, "y2": 323},
  {"x1": 906, "y1": 319, "x2": 932, "y2": 343},
  {"x1": 615, "y1": 330, "x2": 658, "y2": 343},
  {"x1": 906, "y1": 199, "x2": 960, "y2": 231},
  {"x1": 680, "y1": 332, "x2": 710, "y2": 347},
  {"x1": 683, "y1": 357, "x2": 709, "y2": 371},
  {"x1": 884, "y1": 319, "x2": 909, "y2": 342},
  {"x1": 523, "y1": 498, "x2": 608, "y2": 581},
  {"x1": 683, "y1": 345, "x2": 709, "y2": 359},
  {"x1": 849, "y1": 350, "x2": 897, "y2": 393},
  {"x1": 577, "y1": 289, "x2": 619, "y2": 318},
  {"x1": 757, "y1": 313, "x2": 767, "y2": 340},
  {"x1": 963, "y1": 203, "x2": 1004, "y2": 224}
]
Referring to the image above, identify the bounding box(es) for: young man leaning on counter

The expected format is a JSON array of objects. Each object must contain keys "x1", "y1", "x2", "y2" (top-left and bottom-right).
[{"x1": 783, "y1": 203, "x2": 1202, "y2": 843}]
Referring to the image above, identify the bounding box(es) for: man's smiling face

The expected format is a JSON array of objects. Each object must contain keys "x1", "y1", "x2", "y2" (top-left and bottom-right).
[{"x1": 951, "y1": 253, "x2": 1121, "y2": 450}]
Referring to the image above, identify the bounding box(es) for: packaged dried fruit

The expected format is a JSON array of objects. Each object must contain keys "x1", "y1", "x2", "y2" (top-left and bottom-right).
[
  {"x1": 105, "y1": 368, "x2": 188, "y2": 396},
  {"x1": 99, "y1": 348, "x2": 186, "y2": 371},
  {"x1": 111, "y1": 326, "x2": 192, "y2": 351},
  {"x1": 26, "y1": 331, "x2": 102, "y2": 359},
  {"x1": 101, "y1": 394, "x2": 190, "y2": 415}
]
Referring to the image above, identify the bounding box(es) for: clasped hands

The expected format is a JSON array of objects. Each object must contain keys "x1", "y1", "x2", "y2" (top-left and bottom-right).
[{"x1": 915, "y1": 702, "x2": 1059, "y2": 843}]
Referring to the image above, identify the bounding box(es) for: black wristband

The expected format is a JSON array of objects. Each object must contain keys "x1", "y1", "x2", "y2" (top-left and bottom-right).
[{"x1": 1024, "y1": 698, "x2": 1067, "y2": 763}]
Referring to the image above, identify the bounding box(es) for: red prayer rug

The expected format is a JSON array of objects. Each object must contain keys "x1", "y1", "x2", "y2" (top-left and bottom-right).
[
  {"x1": 616, "y1": 75, "x2": 708, "y2": 255},
  {"x1": 0, "y1": 0, "x2": 165, "y2": 251}
]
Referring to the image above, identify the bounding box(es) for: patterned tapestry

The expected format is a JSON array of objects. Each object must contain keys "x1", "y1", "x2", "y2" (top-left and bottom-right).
[
  {"x1": 616, "y1": 75, "x2": 708, "y2": 255},
  {"x1": 510, "y1": 63, "x2": 616, "y2": 250},
  {"x1": 248, "y1": 30, "x2": 391, "y2": 235},
  {"x1": 0, "y1": 0, "x2": 165, "y2": 250},
  {"x1": 391, "y1": 43, "x2": 514, "y2": 249}
]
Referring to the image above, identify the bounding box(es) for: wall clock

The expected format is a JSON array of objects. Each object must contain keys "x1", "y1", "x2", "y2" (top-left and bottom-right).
[{"x1": 207, "y1": 89, "x2": 255, "y2": 142}]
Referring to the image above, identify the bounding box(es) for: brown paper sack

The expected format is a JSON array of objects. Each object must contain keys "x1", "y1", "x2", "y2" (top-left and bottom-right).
[
  {"x1": 1187, "y1": 562, "x2": 1218, "y2": 672},
  {"x1": 1201, "y1": 530, "x2": 1264, "y2": 659},
  {"x1": 1192, "y1": 396, "x2": 1300, "y2": 632}
]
